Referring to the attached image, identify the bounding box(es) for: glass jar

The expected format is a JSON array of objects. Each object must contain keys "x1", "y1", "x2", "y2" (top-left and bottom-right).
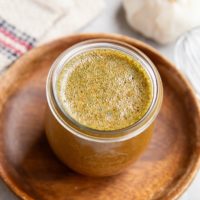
[{"x1": 45, "y1": 39, "x2": 163, "y2": 177}]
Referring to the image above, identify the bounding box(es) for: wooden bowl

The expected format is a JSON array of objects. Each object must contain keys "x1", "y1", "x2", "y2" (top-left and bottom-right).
[{"x1": 0, "y1": 33, "x2": 199, "y2": 200}]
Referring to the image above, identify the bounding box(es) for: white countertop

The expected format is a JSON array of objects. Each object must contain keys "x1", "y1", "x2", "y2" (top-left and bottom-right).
[{"x1": 0, "y1": 0, "x2": 199, "y2": 199}]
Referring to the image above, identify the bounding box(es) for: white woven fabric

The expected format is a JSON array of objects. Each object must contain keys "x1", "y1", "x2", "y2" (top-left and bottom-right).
[{"x1": 0, "y1": 0, "x2": 105, "y2": 71}]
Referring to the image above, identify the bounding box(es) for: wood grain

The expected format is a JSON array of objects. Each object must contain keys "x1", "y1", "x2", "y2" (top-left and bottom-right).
[{"x1": 0, "y1": 33, "x2": 199, "y2": 200}]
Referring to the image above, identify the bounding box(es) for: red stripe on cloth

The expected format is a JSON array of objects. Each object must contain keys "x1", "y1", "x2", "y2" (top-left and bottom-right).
[
  {"x1": 0, "y1": 27, "x2": 33, "y2": 50},
  {"x1": 0, "y1": 38, "x2": 23, "y2": 56}
]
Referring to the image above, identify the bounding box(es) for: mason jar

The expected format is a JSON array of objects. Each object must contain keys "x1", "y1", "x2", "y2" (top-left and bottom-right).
[{"x1": 45, "y1": 39, "x2": 163, "y2": 177}]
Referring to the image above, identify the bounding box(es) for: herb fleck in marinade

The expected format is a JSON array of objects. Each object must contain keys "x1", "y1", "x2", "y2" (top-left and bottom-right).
[{"x1": 57, "y1": 48, "x2": 153, "y2": 131}]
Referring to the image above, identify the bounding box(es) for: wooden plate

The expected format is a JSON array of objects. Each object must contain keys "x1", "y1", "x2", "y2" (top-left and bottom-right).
[{"x1": 0, "y1": 34, "x2": 200, "y2": 200}]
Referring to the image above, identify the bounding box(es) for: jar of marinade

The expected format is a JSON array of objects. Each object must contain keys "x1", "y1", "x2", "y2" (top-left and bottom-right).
[{"x1": 45, "y1": 39, "x2": 163, "y2": 177}]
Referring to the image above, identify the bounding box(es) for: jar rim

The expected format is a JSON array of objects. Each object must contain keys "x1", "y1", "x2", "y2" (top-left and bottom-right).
[{"x1": 46, "y1": 39, "x2": 163, "y2": 142}]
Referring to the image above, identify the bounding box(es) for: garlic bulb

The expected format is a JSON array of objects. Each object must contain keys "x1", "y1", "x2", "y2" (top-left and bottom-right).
[{"x1": 123, "y1": 0, "x2": 200, "y2": 44}]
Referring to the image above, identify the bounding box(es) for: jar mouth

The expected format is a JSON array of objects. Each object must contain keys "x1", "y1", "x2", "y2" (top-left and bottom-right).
[{"x1": 46, "y1": 39, "x2": 163, "y2": 142}]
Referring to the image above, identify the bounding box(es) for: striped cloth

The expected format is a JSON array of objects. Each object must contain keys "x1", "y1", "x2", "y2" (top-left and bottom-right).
[
  {"x1": 0, "y1": 0, "x2": 105, "y2": 71},
  {"x1": 0, "y1": 17, "x2": 36, "y2": 66}
]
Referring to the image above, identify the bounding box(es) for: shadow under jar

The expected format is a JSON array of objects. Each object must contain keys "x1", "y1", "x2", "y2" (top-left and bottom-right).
[{"x1": 45, "y1": 39, "x2": 163, "y2": 177}]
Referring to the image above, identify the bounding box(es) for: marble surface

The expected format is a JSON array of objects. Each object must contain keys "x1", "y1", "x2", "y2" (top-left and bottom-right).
[{"x1": 0, "y1": 0, "x2": 199, "y2": 199}]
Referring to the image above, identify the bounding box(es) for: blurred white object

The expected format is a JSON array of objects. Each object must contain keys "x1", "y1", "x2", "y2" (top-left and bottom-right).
[
  {"x1": 123, "y1": 0, "x2": 200, "y2": 44},
  {"x1": 175, "y1": 27, "x2": 200, "y2": 98},
  {"x1": 39, "y1": 0, "x2": 105, "y2": 43}
]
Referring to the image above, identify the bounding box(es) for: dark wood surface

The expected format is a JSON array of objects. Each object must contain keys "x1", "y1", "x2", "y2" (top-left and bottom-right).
[{"x1": 0, "y1": 34, "x2": 199, "y2": 200}]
